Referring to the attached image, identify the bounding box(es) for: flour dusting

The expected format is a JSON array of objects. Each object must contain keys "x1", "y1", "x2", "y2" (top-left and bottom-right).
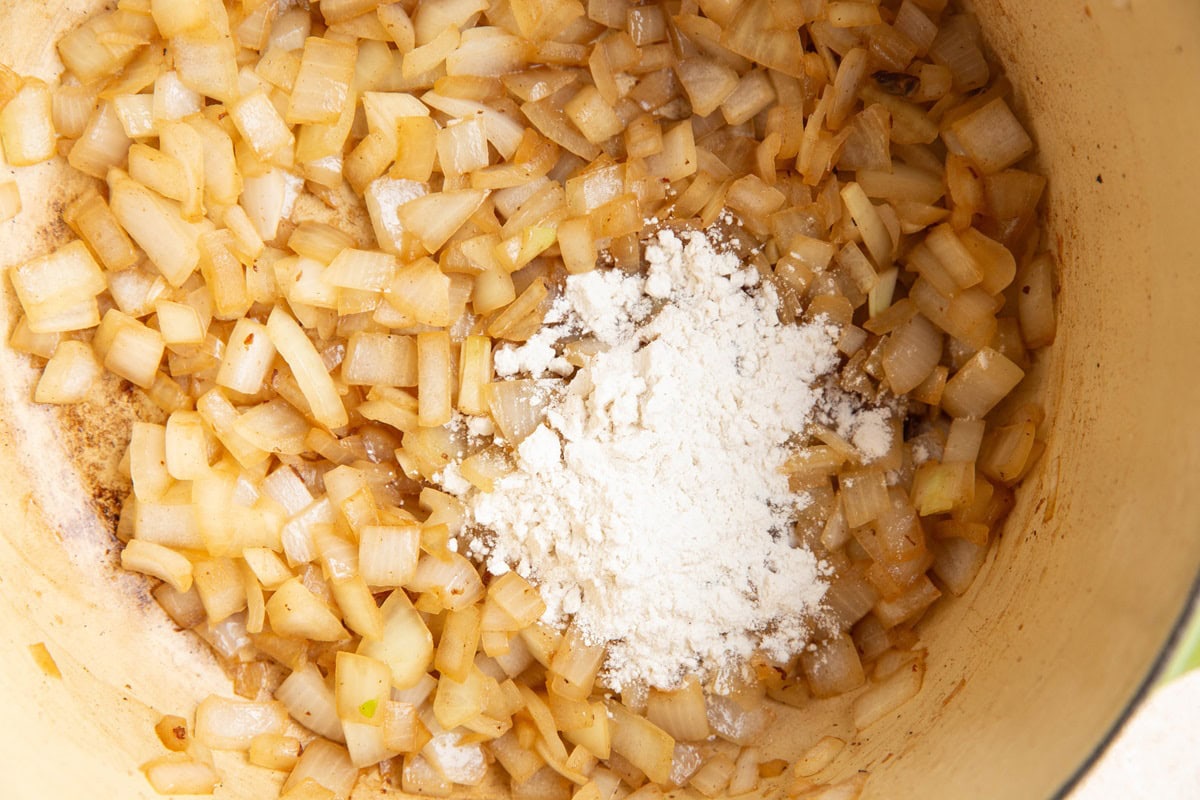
[{"x1": 442, "y1": 227, "x2": 891, "y2": 691}]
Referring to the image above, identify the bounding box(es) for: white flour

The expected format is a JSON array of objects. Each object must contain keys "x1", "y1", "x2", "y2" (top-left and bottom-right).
[
  {"x1": 446, "y1": 228, "x2": 889, "y2": 691},
  {"x1": 821, "y1": 396, "x2": 894, "y2": 463}
]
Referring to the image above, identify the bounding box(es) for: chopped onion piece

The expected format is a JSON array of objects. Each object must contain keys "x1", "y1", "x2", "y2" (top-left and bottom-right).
[
  {"x1": 942, "y1": 347, "x2": 1025, "y2": 419},
  {"x1": 69, "y1": 102, "x2": 131, "y2": 179},
  {"x1": 289, "y1": 36, "x2": 357, "y2": 125},
  {"x1": 690, "y1": 753, "x2": 736, "y2": 797},
  {"x1": 266, "y1": 578, "x2": 349, "y2": 641},
  {"x1": 357, "y1": 590, "x2": 434, "y2": 689},
  {"x1": 230, "y1": 92, "x2": 295, "y2": 165},
  {"x1": 266, "y1": 306, "x2": 349, "y2": 430},
  {"x1": 216, "y1": 318, "x2": 276, "y2": 394},
  {"x1": 852, "y1": 654, "x2": 926, "y2": 730},
  {"x1": 335, "y1": 651, "x2": 391, "y2": 727},
  {"x1": 946, "y1": 97, "x2": 1034, "y2": 174},
  {"x1": 121, "y1": 539, "x2": 194, "y2": 592},
  {"x1": 607, "y1": 701, "x2": 674, "y2": 785},
  {"x1": 94, "y1": 309, "x2": 165, "y2": 388},
  {"x1": 153, "y1": 71, "x2": 203, "y2": 122},
  {"x1": 150, "y1": 0, "x2": 211, "y2": 38},
  {"x1": 358, "y1": 524, "x2": 420, "y2": 588},
  {"x1": 34, "y1": 340, "x2": 101, "y2": 404},
  {"x1": 645, "y1": 678, "x2": 710, "y2": 742},
  {"x1": 249, "y1": 734, "x2": 303, "y2": 771},
  {"x1": 800, "y1": 635, "x2": 866, "y2": 699},
  {"x1": 397, "y1": 189, "x2": 488, "y2": 254},
  {"x1": 194, "y1": 695, "x2": 288, "y2": 751},
  {"x1": 108, "y1": 170, "x2": 199, "y2": 287},
  {"x1": 164, "y1": 410, "x2": 209, "y2": 480},
  {"x1": 280, "y1": 740, "x2": 358, "y2": 798},
  {"x1": 1018, "y1": 253, "x2": 1057, "y2": 349},
  {"x1": 401, "y1": 753, "x2": 453, "y2": 798},
  {"x1": 0, "y1": 180, "x2": 20, "y2": 223},
  {"x1": 235, "y1": 399, "x2": 310, "y2": 456},
  {"x1": 141, "y1": 755, "x2": 220, "y2": 795},
  {"x1": 0, "y1": 80, "x2": 56, "y2": 166},
  {"x1": 277, "y1": 664, "x2": 346, "y2": 743},
  {"x1": 416, "y1": 331, "x2": 453, "y2": 427},
  {"x1": 881, "y1": 314, "x2": 942, "y2": 395},
  {"x1": 409, "y1": 551, "x2": 484, "y2": 610},
  {"x1": 10, "y1": 240, "x2": 106, "y2": 334}
]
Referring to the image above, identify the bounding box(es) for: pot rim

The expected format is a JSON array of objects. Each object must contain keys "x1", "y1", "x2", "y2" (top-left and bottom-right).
[{"x1": 1056, "y1": 570, "x2": 1200, "y2": 798}]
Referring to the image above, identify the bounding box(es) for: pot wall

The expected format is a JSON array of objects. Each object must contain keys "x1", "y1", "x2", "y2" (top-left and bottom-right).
[{"x1": 0, "y1": 2, "x2": 1198, "y2": 799}]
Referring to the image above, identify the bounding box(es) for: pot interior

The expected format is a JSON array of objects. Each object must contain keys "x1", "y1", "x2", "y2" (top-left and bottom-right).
[{"x1": 1, "y1": 1, "x2": 1199, "y2": 798}]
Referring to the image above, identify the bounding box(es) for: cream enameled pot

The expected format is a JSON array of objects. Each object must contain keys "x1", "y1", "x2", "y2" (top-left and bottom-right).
[{"x1": 1, "y1": 1, "x2": 1199, "y2": 798}]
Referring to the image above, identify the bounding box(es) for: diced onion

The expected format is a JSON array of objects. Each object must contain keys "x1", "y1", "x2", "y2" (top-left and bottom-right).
[
  {"x1": 416, "y1": 331, "x2": 453, "y2": 427},
  {"x1": 1018, "y1": 253, "x2": 1057, "y2": 349},
  {"x1": 726, "y1": 746, "x2": 760, "y2": 796},
  {"x1": 357, "y1": 590, "x2": 434, "y2": 689},
  {"x1": 409, "y1": 551, "x2": 485, "y2": 610},
  {"x1": 434, "y1": 604, "x2": 483, "y2": 684},
  {"x1": 230, "y1": 91, "x2": 295, "y2": 164},
  {"x1": 607, "y1": 701, "x2": 674, "y2": 785},
  {"x1": 645, "y1": 678, "x2": 710, "y2": 742},
  {"x1": 249, "y1": 734, "x2": 303, "y2": 772},
  {"x1": 266, "y1": 578, "x2": 349, "y2": 642},
  {"x1": 799, "y1": 634, "x2": 866, "y2": 699},
  {"x1": 793, "y1": 736, "x2": 847, "y2": 779},
  {"x1": 433, "y1": 664, "x2": 487, "y2": 730},
  {"x1": 489, "y1": 572, "x2": 547, "y2": 629},
  {"x1": 851, "y1": 653, "x2": 926, "y2": 730},
  {"x1": 401, "y1": 754, "x2": 453, "y2": 798},
  {"x1": 141, "y1": 755, "x2": 221, "y2": 796},
  {"x1": 335, "y1": 650, "x2": 392, "y2": 728},
  {"x1": 276, "y1": 664, "x2": 347, "y2": 743},
  {"x1": 0, "y1": 180, "x2": 20, "y2": 223},
  {"x1": 121, "y1": 539, "x2": 194, "y2": 592},
  {"x1": 234, "y1": 399, "x2": 310, "y2": 456},
  {"x1": 946, "y1": 97, "x2": 1034, "y2": 174},
  {"x1": 135, "y1": 499, "x2": 205, "y2": 550},
  {"x1": 280, "y1": 740, "x2": 358, "y2": 799},
  {"x1": 163, "y1": 410, "x2": 209, "y2": 480},
  {"x1": 193, "y1": 558, "x2": 248, "y2": 623},
  {"x1": 0, "y1": 80, "x2": 56, "y2": 166},
  {"x1": 942, "y1": 348, "x2": 1025, "y2": 419},
  {"x1": 96, "y1": 313, "x2": 165, "y2": 389},
  {"x1": 358, "y1": 524, "x2": 420, "y2": 588},
  {"x1": 34, "y1": 340, "x2": 101, "y2": 404},
  {"x1": 266, "y1": 306, "x2": 349, "y2": 430},
  {"x1": 194, "y1": 695, "x2": 288, "y2": 751},
  {"x1": 108, "y1": 171, "x2": 199, "y2": 287},
  {"x1": 690, "y1": 752, "x2": 735, "y2": 797},
  {"x1": 289, "y1": 37, "x2": 358, "y2": 125}
]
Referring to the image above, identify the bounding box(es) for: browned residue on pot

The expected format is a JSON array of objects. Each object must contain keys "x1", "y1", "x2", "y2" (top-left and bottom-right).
[
  {"x1": 51, "y1": 372, "x2": 158, "y2": 537},
  {"x1": 18, "y1": 180, "x2": 153, "y2": 542}
]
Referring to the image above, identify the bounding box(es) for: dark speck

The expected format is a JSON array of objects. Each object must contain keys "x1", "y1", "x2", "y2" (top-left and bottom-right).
[
  {"x1": 873, "y1": 71, "x2": 919, "y2": 96},
  {"x1": 1095, "y1": 174, "x2": 1103, "y2": 184}
]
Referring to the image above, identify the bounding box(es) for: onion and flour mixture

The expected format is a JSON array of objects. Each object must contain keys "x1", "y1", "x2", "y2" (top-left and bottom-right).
[{"x1": 440, "y1": 228, "x2": 891, "y2": 690}]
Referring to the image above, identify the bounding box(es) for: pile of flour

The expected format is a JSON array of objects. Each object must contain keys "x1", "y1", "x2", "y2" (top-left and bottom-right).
[{"x1": 439, "y1": 228, "x2": 892, "y2": 691}]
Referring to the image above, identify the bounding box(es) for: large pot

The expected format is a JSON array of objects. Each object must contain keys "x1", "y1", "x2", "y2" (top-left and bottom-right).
[{"x1": 1, "y1": 1, "x2": 1198, "y2": 798}]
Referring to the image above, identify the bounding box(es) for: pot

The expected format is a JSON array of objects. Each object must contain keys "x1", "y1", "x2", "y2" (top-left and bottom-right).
[{"x1": 1, "y1": 1, "x2": 1198, "y2": 798}]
